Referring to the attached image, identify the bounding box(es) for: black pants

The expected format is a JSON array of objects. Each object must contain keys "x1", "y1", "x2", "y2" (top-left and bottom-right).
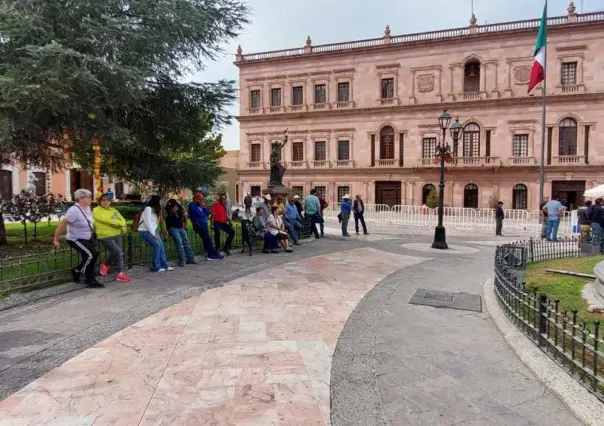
[
  {"x1": 354, "y1": 213, "x2": 368, "y2": 234},
  {"x1": 307, "y1": 213, "x2": 323, "y2": 238},
  {"x1": 495, "y1": 218, "x2": 503, "y2": 236},
  {"x1": 214, "y1": 222, "x2": 235, "y2": 250},
  {"x1": 68, "y1": 239, "x2": 99, "y2": 283}
]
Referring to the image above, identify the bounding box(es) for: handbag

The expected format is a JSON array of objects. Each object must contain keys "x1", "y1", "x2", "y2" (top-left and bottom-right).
[{"x1": 75, "y1": 205, "x2": 98, "y2": 245}]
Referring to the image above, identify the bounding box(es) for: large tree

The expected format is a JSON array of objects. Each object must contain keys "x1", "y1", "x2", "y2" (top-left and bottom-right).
[{"x1": 0, "y1": 0, "x2": 248, "y2": 186}]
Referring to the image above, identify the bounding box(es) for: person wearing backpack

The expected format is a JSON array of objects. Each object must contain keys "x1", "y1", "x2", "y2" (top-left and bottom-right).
[
  {"x1": 137, "y1": 195, "x2": 174, "y2": 272},
  {"x1": 93, "y1": 194, "x2": 131, "y2": 282}
]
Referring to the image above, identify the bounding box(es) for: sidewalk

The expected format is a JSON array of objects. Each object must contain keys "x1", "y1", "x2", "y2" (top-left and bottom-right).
[{"x1": 0, "y1": 231, "x2": 583, "y2": 425}]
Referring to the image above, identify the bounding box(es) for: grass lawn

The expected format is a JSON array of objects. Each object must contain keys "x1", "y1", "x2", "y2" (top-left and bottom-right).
[{"x1": 525, "y1": 255, "x2": 604, "y2": 324}]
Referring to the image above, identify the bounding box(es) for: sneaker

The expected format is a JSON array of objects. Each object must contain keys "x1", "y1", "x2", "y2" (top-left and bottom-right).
[
  {"x1": 207, "y1": 254, "x2": 225, "y2": 260},
  {"x1": 166, "y1": 267, "x2": 175, "y2": 271},
  {"x1": 71, "y1": 268, "x2": 80, "y2": 283},
  {"x1": 285, "y1": 248, "x2": 294, "y2": 253},
  {"x1": 293, "y1": 242, "x2": 301, "y2": 245},
  {"x1": 116, "y1": 272, "x2": 132, "y2": 282},
  {"x1": 86, "y1": 281, "x2": 105, "y2": 288},
  {"x1": 186, "y1": 259, "x2": 198, "y2": 265},
  {"x1": 100, "y1": 264, "x2": 110, "y2": 277},
  {"x1": 158, "y1": 268, "x2": 167, "y2": 272},
  {"x1": 270, "y1": 250, "x2": 280, "y2": 254}
]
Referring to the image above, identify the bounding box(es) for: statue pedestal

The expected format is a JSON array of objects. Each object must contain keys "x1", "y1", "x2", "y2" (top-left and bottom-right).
[{"x1": 263, "y1": 185, "x2": 291, "y2": 200}]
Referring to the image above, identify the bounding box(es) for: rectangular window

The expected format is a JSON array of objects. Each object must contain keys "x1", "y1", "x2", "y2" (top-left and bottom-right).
[
  {"x1": 422, "y1": 138, "x2": 436, "y2": 159},
  {"x1": 292, "y1": 86, "x2": 304, "y2": 105},
  {"x1": 270, "y1": 88, "x2": 281, "y2": 106},
  {"x1": 314, "y1": 84, "x2": 326, "y2": 104},
  {"x1": 337, "y1": 82, "x2": 350, "y2": 102},
  {"x1": 380, "y1": 78, "x2": 394, "y2": 99},
  {"x1": 250, "y1": 185, "x2": 261, "y2": 197},
  {"x1": 561, "y1": 62, "x2": 577, "y2": 86},
  {"x1": 292, "y1": 186, "x2": 304, "y2": 197},
  {"x1": 314, "y1": 186, "x2": 326, "y2": 199},
  {"x1": 485, "y1": 130, "x2": 491, "y2": 157},
  {"x1": 250, "y1": 143, "x2": 261, "y2": 162},
  {"x1": 337, "y1": 186, "x2": 350, "y2": 202},
  {"x1": 337, "y1": 140, "x2": 350, "y2": 160},
  {"x1": 585, "y1": 125, "x2": 590, "y2": 165},
  {"x1": 292, "y1": 142, "x2": 304, "y2": 161},
  {"x1": 314, "y1": 141, "x2": 326, "y2": 161},
  {"x1": 250, "y1": 90, "x2": 261, "y2": 108},
  {"x1": 399, "y1": 133, "x2": 405, "y2": 167},
  {"x1": 512, "y1": 134, "x2": 529, "y2": 157},
  {"x1": 547, "y1": 127, "x2": 553, "y2": 165},
  {"x1": 370, "y1": 134, "x2": 375, "y2": 167}
]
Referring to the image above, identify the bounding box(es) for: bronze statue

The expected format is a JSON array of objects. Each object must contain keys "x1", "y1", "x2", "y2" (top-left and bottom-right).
[{"x1": 269, "y1": 130, "x2": 288, "y2": 188}]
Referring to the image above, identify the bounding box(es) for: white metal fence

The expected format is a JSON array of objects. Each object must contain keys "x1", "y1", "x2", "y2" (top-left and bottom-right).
[{"x1": 322, "y1": 203, "x2": 578, "y2": 236}]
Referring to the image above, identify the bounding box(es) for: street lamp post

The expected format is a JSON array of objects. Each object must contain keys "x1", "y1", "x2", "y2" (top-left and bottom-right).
[{"x1": 431, "y1": 111, "x2": 463, "y2": 250}]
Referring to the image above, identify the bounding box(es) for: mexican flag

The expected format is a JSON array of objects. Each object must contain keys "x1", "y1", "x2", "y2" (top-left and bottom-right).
[{"x1": 528, "y1": 2, "x2": 547, "y2": 93}]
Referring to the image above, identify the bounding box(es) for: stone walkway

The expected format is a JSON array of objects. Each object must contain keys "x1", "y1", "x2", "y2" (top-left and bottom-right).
[{"x1": 0, "y1": 227, "x2": 583, "y2": 425}]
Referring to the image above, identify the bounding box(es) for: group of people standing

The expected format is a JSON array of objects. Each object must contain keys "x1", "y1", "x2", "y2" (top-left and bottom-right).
[
  {"x1": 577, "y1": 197, "x2": 604, "y2": 251},
  {"x1": 53, "y1": 189, "x2": 236, "y2": 288}
]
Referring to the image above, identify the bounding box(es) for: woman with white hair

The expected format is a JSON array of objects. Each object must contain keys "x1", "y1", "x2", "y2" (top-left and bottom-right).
[{"x1": 53, "y1": 189, "x2": 104, "y2": 288}]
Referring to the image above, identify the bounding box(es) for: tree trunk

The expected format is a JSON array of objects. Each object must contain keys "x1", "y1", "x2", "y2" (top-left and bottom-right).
[{"x1": 0, "y1": 213, "x2": 7, "y2": 245}]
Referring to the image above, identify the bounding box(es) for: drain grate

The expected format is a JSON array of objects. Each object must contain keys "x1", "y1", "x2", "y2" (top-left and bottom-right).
[{"x1": 409, "y1": 289, "x2": 482, "y2": 312}]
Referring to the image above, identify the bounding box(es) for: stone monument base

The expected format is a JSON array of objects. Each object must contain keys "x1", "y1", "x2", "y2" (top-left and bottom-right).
[{"x1": 263, "y1": 185, "x2": 291, "y2": 200}]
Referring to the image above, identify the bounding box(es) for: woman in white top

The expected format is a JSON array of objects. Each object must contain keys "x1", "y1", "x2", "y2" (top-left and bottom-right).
[
  {"x1": 138, "y1": 195, "x2": 173, "y2": 272},
  {"x1": 268, "y1": 205, "x2": 293, "y2": 253}
]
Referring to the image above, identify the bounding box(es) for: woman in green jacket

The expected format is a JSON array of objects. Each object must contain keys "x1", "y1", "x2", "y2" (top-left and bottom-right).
[{"x1": 93, "y1": 194, "x2": 131, "y2": 282}]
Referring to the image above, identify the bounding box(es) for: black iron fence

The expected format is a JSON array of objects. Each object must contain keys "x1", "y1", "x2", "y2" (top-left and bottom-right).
[
  {"x1": 1, "y1": 219, "x2": 313, "y2": 298},
  {"x1": 494, "y1": 237, "x2": 604, "y2": 401}
]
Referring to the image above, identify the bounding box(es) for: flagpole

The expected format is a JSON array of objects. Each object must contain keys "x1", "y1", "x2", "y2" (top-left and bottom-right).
[{"x1": 538, "y1": 0, "x2": 548, "y2": 203}]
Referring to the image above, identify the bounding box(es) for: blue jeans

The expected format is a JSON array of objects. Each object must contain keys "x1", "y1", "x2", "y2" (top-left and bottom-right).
[
  {"x1": 284, "y1": 218, "x2": 302, "y2": 243},
  {"x1": 139, "y1": 230, "x2": 169, "y2": 271},
  {"x1": 168, "y1": 227, "x2": 195, "y2": 263},
  {"x1": 546, "y1": 218, "x2": 560, "y2": 241},
  {"x1": 592, "y1": 223, "x2": 603, "y2": 253},
  {"x1": 194, "y1": 224, "x2": 220, "y2": 257},
  {"x1": 341, "y1": 212, "x2": 350, "y2": 235}
]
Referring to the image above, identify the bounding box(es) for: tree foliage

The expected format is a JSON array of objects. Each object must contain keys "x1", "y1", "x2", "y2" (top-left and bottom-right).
[
  {"x1": 0, "y1": 0, "x2": 249, "y2": 190},
  {"x1": 426, "y1": 188, "x2": 439, "y2": 209}
]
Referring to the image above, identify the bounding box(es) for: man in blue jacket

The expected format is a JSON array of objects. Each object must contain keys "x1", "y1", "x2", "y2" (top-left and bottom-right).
[
  {"x1": 340, "y1": 194, "x2": 353, "y2": 237},
  {"x1": 188, "y1": 193, "x2": 224, "y2": 260}
]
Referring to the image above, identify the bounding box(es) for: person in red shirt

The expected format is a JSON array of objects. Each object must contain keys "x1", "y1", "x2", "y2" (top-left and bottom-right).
[{"x1": 210, "y1": 193, "x2": 235, "y2": 255}]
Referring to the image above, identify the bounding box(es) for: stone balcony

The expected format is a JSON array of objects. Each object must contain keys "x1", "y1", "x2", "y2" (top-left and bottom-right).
[
  {"x1": 552, "y1": 155, "x2": 586, "y2": 165},
  {"x1": 374, "y1": 159, "x2": 397, "y2": 167},
  {"x1": 335, "y1": 159, "x2": 354, "y2": 168},
  {"x1": 268, "y1": 105, "x2": 284, "y2": 113},
  {"x1": 332, "y1": 100, "x2": 354, "y2": 109},
  {"x1": 311, "y1": 160, "x2": 331, "y2": 168},
  {"x1": 508, "y1": 156, "x2": 537, "y2": 166},
  {"x1": 248, "y1": 107, "x2": 263, "y2": 114},
  {"x1": 417, "y1": 156, "x2": 500, "y2": 167},
  {"x1": 379, "y1": 98, "x2": 400, "y2": 106},
  {"x1": 289, "y1": 104, "x2": 307, "y2": 112},
  {"x1": 556, "y1": 84, "x2": 586, "y2": 94},
  {"x1": 246, "y1": 161, "x2": 266, "y2": 169},
  {"x1": 288, "y1": 161, "x2": 307, "y2": 169},
  {"x1": 312, "y1": 103, "x2": 330, "y2": 111}
]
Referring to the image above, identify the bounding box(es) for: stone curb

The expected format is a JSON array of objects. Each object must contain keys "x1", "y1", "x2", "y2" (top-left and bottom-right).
[{"x1": 483, "y1": 277, "x2": 604, "y2": 426}]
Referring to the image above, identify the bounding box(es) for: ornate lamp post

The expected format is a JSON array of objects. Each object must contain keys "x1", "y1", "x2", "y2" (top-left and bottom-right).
[{"x1": 431, "y1": 110, "x2": 464, "y2": 250}]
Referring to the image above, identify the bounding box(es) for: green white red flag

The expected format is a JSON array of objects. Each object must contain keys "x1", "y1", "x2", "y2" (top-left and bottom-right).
[{"x1": 528, "y1": 2, "x2": 547, "y2": 93}]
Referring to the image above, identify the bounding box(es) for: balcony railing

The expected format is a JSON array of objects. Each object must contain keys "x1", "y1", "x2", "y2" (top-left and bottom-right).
[
  {"x1": 418, "y1": 158, "x2": 439, "y2": 167},
  {"x1": 557, "y1": 84, "x2": 585, "y2": 94},
  {"x1": 288, "y1": 161, "x2": 307, "y2": 169},
  {"x1": 268, "y1": 105, "x2": 284, "y2": 113},
  {"x1": 462, "y1": 91, "x2": 480, "y2": 100},
  {"x1": 247, "y1": 162, "x2": 266, "y2": 169},
  {"x1": 289, "y1": 104, "x2": 307, "y2": 112},
  {"x1": 312, "y1": 103, "x2": 329, "y2": 110},
  {"x1": 375, "y1": 159, "x2": 396, "y2": 167},
  {"x1": 553, "y1": 155, "x2": 585, "y2": 165},
  {"x1": 335, "y1": 160, "x2": 354, "y2": 168},
  {"x1": 508, "y1": 156, "x2": 537, "y2": 166},
  {"x1": 334, "y1": 100, "x2": 353, "y2": 109},
  {"x1": 380, "y1": 98, "x2": 399, "y2": 106},
  {"x1": 240, "y1": 13, "x2": 604, "y2": 61},
  {"x1": 312, "y1": 160, "x2": 331, "y2": 168},
  {"x1": 455, "y1": 156, "x2": 501, "y2": 166},
  {"x1": 248, "y1": 107, "x2": 263, "y2": 114}
]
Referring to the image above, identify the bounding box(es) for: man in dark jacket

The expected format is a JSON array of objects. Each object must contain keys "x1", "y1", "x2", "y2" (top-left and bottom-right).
[
  {"x1": 353, "y1": 195, "x2": 369, "y2": 235},
  {"x1": 244, "y1": 193, "x2": 252, "y2": 215},
  {"x1": 495, "y1": 201, "x2": 505, "y2": 236}
]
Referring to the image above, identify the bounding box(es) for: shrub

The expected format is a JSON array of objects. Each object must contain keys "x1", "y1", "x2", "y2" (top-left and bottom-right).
[
  {"x1": 113, "y1": 205, "x2": 141, "y2": 220},
  {"x1": 426, "y1": 188, "x2": 439, "y2": 209}
]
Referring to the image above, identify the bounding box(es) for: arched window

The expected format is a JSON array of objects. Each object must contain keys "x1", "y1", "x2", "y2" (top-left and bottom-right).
[
  {"x1": 422, "y1": 184, "x2": 436, "y2": 205},
  {"x1": 379, "y1": 126, "x2": 395, "y2": 160},
  {"x1": 462, "y1": 123, "x2": 480, "y2": 158},
  {"x1": 558, "y1": 118, "x2": 577, "y2": 156},
  {"x1": 512, "y1": 184, "x2": 528, "y2": 210},
  {"x1": 463, "y1": 59, "x2": 481, "y2": 93},
  {"x1": 464, "y1": 184, "x2": 479, "y2": 209},
  {"x1": 33, "y1": 172, "x2": 46, "y2": 196}
]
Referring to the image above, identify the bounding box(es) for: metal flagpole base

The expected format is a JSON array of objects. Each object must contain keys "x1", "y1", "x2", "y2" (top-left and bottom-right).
[{"x1": 431, "y1": 225, "x2": 448, "y2": 249}]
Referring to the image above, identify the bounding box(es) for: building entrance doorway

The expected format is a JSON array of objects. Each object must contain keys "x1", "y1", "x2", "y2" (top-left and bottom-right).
[
  {"x1": 70, "y1": 169, "x2": 93, "y2": 197},
  {"x1": 552, "y1": 180, "x2": 585, "y2": 210},
  {"x1": 375, "y1": 181, "x2": 401, "y2": 207}
]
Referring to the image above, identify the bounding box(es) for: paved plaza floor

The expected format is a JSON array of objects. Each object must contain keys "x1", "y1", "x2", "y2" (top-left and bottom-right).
[{"x1": 0, "y1": 225, "x2": 583, "y2": 425}]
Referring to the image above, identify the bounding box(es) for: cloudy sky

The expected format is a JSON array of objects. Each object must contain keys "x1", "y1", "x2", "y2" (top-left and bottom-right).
[{"x1": 190, "y1": 0, "x2": 602, "y2": 151}]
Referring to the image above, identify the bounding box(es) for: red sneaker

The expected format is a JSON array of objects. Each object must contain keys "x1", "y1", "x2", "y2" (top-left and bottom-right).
[
  {"x1": 100, "y1": 264, "x2": 110, "y2": 277},
  {"x1": 116, "y1": 272, "x2": 132, "y2": 282}
]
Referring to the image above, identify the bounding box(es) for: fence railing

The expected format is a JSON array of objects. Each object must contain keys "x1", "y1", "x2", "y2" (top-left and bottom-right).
[
  {"x1": 494, "y1": 237, "x2": 604, "y2": 402},
  {"x1": 321, "y1": 203, "x2": 578, "y2": 236}
]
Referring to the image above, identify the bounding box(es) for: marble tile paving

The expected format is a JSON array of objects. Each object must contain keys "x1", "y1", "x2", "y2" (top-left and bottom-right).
[{"x1": 0, "y1": 248, "x2": 425, "y2": 426}]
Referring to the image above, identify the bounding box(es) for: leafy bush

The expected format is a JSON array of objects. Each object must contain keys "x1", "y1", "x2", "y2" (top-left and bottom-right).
[
  {"x1": 426, "y1": 189, "x2": 439, "y2": 209},
  {"x1": 113, "y1": 205, "x2": 142, "y2": 220}
]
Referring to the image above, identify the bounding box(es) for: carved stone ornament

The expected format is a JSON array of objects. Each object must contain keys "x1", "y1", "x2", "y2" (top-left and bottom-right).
[
  {"x1": 417, "y1": 74, "x2": 435, "y2": 92},
  {"x1": 514, "y1": 66, "x2": 531, "y2": 85}
]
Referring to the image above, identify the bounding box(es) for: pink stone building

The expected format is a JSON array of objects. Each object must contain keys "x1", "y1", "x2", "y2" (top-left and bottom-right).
[{"x1": 235, "y1": 4, "x2": 604, "y2": 211}]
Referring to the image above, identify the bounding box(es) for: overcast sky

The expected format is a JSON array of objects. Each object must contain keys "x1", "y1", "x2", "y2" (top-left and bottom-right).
[{"x1": 189, "y1": 0, "x2": 603, "y2": 151}]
